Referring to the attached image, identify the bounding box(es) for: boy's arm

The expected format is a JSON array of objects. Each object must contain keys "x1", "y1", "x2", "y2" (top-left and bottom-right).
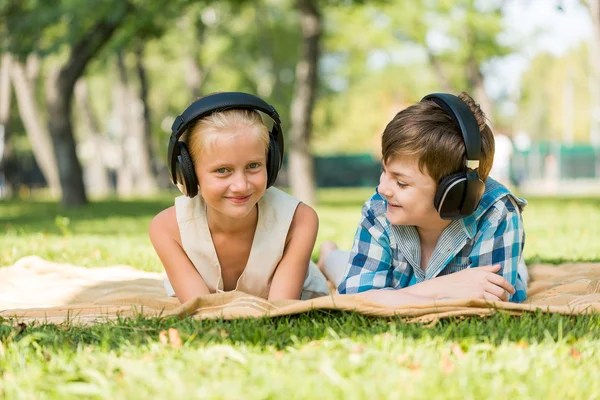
[
  {"x1": 400, "y1": 197, "x2": 524, "y2": 302},
  {"x1": 468, "y1": 197, "x2": 526, "y2": 302},
  {"x1": 337, "y1": 201, "x2": 397, "y2": 294}
]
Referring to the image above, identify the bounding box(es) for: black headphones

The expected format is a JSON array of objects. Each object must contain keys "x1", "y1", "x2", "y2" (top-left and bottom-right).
[
  {"x1": 421, "y1": 93, "x2": 485, "y2": 220},
  {"x1": 167, "y1": 92, "x2": 285, "y2": 198}
]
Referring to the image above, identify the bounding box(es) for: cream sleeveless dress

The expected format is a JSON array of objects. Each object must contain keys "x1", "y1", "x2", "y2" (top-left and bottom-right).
[{"x1": 163, "y1": 187, "x2": 329, "y2": 300}]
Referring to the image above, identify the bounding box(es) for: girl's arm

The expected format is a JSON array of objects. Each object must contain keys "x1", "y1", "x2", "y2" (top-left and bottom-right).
[
  {"x1": 268, "y1": 203, "x2": 318, "y2": 301},
  {"x1": 148, "y1": 206, "x2": 210, "y2": 303}
]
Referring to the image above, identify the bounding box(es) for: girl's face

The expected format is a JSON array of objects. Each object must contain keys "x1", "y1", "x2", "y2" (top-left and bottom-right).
[{"x1": 195, "y1": 127, "x2": 268, "y2": 220}]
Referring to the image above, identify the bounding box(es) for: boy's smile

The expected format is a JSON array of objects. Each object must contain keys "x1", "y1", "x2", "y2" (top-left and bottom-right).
[{"x1": 378, "y1": 155, "x2": 444, "y2": 228}]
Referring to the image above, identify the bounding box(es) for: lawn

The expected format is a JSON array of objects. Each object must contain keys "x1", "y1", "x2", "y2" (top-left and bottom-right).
[{"x1": 1, "y1": 189, "x2": 600, "y2": 399}]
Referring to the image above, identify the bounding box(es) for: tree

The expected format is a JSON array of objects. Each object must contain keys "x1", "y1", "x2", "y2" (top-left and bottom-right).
[
  {"x1": 288, "y1": 0, "x2": 321, "y2": 206},
  {"x1": 45, "y1": 3, "x2": 131, "y2": 206},
  {"x1": 9, "y1": 55, "x2": 61, "y2": 195},
  {"x1": 2, "y1": 0, "x2": 132, "y2": 205},
  {"x1": 584, "y1": 0, "x2": 600, "y2": 145},
  {"x1": 0, "y1": 53, "x2": 12, "y2": 197}
]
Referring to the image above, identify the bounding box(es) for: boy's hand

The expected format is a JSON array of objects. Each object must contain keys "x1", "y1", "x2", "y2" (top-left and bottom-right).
[{"x1": 420, "y1": 264, "x2": 515, "y2": 302}]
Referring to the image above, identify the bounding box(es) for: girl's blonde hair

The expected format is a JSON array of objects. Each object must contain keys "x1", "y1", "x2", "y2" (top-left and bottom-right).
[{"x1": 185, "y1": 109, "x2": 270, "y2": 163}]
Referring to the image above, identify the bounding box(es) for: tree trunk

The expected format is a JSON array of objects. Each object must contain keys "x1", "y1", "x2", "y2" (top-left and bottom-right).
[
  {"x1": 74, "y1": 79, "x2": 112, "y2": 196},
  {"x1": 426, "y1": 50, "x2": 453, "y2": 92},
  {"x1": 133, "y1": 44, "x2": 158, "y2": 194},
  {"x1": 46, "y1": 6, "x2": 129, "y2": 206},
  {"x1": 587, "y1": 0, "x2": 600, "y2": 146},
  {"x1": 10, "y1": 56, "x2": 62, "y2": 196},
  {"x1": 114, "y1": 50, "x2": 157, "y2": 196},
  {"x1": 0, "y1": 53, "x2": 14, "y2": 198},
  {"x1": 288, "y1": 0, "x2": 321, "y2": 206},
  {"x1": 182, "y1": 16, "x2": 207, "y2": 101},
  {"x1": 467, "y1": 57, "x2": 494, "y2": 121},
  {"x1": 115, "y1": 52, "x2": 135, "y2": 197}
]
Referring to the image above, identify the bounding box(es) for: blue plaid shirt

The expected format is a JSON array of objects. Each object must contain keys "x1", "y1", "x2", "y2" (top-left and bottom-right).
[{"x1": 337, "y1": 178, "x2": 528, "y2": 303}]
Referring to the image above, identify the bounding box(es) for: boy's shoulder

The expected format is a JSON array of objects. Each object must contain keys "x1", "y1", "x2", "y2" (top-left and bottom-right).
[
  {"x1": 474, "y1": 178, "x2": 527, "y2": 222},
  {"x1": 361, "y1": 190, "x2": 389, "y2": 219}
]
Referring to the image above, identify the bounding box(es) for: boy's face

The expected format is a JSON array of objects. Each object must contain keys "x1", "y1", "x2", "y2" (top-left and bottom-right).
[{"x1": 378, "y1": 155, "x2": 444, "y2": 227}]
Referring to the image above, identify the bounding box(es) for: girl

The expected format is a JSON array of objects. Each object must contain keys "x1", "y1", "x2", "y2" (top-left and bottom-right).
[{"x1": 149, "y1": 92, "x2": 329, "y2": 303}]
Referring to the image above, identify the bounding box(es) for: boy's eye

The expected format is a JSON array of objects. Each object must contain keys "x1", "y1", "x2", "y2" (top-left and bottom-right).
[{"x1": 396, "y1": 182, "x2": 408, "y2": 188}]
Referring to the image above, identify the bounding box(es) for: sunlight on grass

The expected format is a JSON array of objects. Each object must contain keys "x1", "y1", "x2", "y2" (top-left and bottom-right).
[
  {"x1": 1, "y1": 190, "x2": 600, "y2": 268},
  {"x1": 1, "y1": 190, "x2": 600, "y2": 399}
]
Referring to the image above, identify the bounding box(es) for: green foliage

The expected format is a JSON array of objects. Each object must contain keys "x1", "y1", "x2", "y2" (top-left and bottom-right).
[
  {"x1": 1, "y1": 0, "x2": 130, "y2": 58},
  {"x1": 517, "y1": 43, "x2": 592, "y2": 142}
]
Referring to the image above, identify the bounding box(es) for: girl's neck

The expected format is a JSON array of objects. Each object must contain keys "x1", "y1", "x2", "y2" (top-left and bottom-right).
[{"x1": 206, "y1": 204, "x2": 259, "y2": 235}]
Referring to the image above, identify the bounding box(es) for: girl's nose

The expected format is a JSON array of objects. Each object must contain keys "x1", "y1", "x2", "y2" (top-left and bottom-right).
[{"x1": 230, "y1": 172, "x2": 249, "y2": 192}]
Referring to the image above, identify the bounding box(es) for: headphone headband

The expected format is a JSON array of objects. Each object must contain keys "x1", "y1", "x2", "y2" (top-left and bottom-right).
[
  {"x1": 170, "y1": 92, "x2": 281, "y2": 140},
  {"x1": 422, "y1": 93, "x2": 486, "y2": 220},
  {"x1": 168, "y1": 92, "x2": 284, "y2": 187},
  {"x1": 421, "y1": 93, "x2": 481, "y2": 163}
]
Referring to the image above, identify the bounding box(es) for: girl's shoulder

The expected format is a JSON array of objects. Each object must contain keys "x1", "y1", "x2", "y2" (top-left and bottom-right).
[
  {"x1": 174, "y1": 194, "x2": 205, "y2": 223},
  {"x1": 148, "y1": 206, "x2": 181, "y2": 245}
]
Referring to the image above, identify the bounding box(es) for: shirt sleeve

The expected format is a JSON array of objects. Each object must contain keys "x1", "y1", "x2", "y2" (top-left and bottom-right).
[
  {"x1": 470, "y1": 197, "x2": 527, "y2": 302},
  {"x1": 337, "y1": 200, "x2": 395, "y2": 294}
]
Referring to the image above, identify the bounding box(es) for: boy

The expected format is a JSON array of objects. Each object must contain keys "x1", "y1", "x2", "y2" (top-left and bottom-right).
[{"x1": 318, "y1": 92, "x2": 527, "y2": 305}]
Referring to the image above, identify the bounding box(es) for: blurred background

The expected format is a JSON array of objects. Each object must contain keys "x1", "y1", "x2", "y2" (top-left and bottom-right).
[{"x1": 0, "y1": 0, "x2": 598, "y2": 207}]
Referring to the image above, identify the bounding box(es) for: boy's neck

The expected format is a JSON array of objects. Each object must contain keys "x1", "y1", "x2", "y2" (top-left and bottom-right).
[{"x1": 416, "y1": 219, "x2": 452, "y2": 248}]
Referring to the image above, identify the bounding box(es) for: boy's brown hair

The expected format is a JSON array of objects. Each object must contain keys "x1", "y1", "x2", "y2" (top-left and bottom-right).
[{"x1": 381, "y1": 92, "x2": 495, "y2": 184}]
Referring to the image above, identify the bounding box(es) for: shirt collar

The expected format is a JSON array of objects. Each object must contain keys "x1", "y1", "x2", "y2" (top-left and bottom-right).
[{"x1": 459, "y1": 177, "x2": 527, "y2": 239}]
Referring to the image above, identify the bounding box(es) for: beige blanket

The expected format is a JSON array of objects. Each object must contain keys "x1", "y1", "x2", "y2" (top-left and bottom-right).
[{"x1": 2, "y1": 256, "x2": 600, "y2": 325}]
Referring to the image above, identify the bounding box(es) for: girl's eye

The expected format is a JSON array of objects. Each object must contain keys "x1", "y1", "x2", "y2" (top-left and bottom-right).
[
  {"x1": 216, "y1": 168, "x2": 228, "y2": 174},
  {"x1": 248, "y1": 162, "x2": 260, "y2": 169},
  {"x1": 396, "y1": 182, "x2": 408, "y2": 188}
]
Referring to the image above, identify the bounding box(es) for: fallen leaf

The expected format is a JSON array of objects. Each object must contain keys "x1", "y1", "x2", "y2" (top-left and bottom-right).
[
  {"x1": 407, "y1": 362, "x2": 421, "y2": 374},
  {"x1": 451, "y1": 343, "x2": 465, "y2": 359},
  {"x1": 158, "y1": 330, "x2": 168, "y2": 345},
  {"x1": 570, "y1": 346, "x2": 581, "y2": 359},
  {"x1": 168, "y1": 328, "x2": 182, "y2": 349},
  {"x1": 396, "y1": 355, "x2": 408, "y2": 364},
  {"x1": 442, "y1": 355, "x2": 455, "y2": 374},
  {"x1": 351, "y1": 345, "x2": 366, "y2": 354}
]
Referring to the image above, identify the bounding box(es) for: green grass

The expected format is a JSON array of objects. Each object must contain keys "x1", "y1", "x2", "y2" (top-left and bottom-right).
[
  {"x1": 1, "y1": 189, "x2": 600, "y2": 399},
  {"x1": 2, "y1": 189, "x2": 599, "y2": 269}
]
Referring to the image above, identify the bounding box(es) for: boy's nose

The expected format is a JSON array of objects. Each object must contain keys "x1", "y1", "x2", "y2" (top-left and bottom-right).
[{"x1": 378, "y1": 173, "x2": 392, "y2": 197}]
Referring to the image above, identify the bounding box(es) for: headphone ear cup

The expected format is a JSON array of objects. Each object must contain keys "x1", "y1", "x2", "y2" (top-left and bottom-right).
[
  {"x1": 461, "y1": 175, "x2": 485, "y2": 215},
  {"x1": 177, "y1": 142, "x2": 199, "y2": 198},
  {"x1": 434, "y1": 172, "x2": 467, "y2": 220},
  {"x1": 266, "y1": 135, "x2": 281, "y2": 188}
]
